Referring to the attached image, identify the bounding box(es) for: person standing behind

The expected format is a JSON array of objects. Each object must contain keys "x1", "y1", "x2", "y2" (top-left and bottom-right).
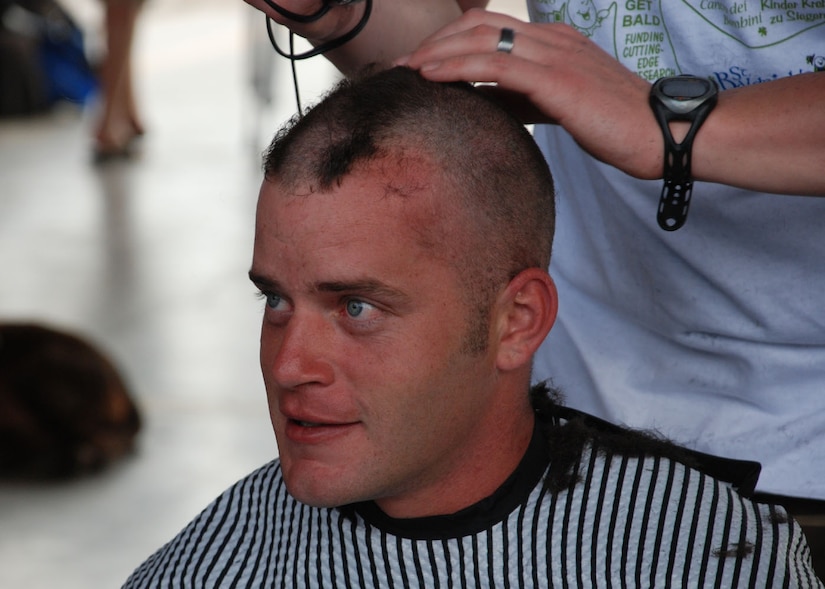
[{"x1": 241, "y1": 0, "x2": 825, "y2": 571}]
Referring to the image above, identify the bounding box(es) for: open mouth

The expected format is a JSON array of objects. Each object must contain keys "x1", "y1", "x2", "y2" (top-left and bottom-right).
[
  {"x1": 289, "y1": 418, "x2": 357, "y2": 429},
  {"x1": 284, "y1": 418, "x2": 360, "y2": 444},
  {"x1": 295, "y1": 421, "x2": 323, "y2": 428}
]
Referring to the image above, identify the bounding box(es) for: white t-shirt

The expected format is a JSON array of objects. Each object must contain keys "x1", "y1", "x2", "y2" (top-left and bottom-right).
[{"x1": 527, "y1": 0, "x2": 825, "y2": 499}]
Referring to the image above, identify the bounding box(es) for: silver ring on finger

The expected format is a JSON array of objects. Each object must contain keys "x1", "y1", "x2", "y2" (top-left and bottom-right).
[{"x1": 496, "y1": 28, "x2": 515, "y2": 54}]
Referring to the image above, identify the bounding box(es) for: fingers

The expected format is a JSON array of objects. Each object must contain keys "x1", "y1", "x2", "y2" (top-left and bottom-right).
[
  {"x1": 394, "y1": 9, "x2": 658, "y2": 176},
  {"x1": 418, "y1": 9, "x2": 523, "y2": 46},
  {"x1": 398, "y1": 10, "x2": 528, "y2": 68},
  {"x1": 404, "y1": 17, "x2": 592, "y2": 71},
  {"x1": 399, "y1": 18, "x2": 563, "y2": 99}
]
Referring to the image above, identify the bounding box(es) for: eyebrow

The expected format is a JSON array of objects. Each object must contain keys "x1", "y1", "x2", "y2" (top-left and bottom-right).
[
  {"x1": 249, "y1": 272, "x2": 413, "y2": 307},
  {"x1": 317, "y1": 280, "x2": 412, "y2": 305},
  {"x1": 248, "y1": 271, "x2": 281, "y2": 292}
]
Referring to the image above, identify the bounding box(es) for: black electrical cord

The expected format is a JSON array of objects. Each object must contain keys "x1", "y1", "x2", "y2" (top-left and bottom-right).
[
  {"x1": 264, "y1": 0, "x2": 373, "y2": 114},
  {"x1": 262, "y1": 0, "x2": 333, "y2": 23},
  {"x1": 265, "y1": 0, "x2": 372, "y2": 61}
]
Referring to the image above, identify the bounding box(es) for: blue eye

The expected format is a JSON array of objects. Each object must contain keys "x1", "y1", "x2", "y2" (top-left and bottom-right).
[
  {"x1": 346, "y1": 299, "x2": 368, "y2": 318},
  {"x1": 261, "y1": 292, "x2": 289, "y2": 312},
  {"x1": 344, "y1": 299, "x2": 381, "y2": 322},
  {"x1": 266, "y1": 293, "x2": 282, "y2": 308}
]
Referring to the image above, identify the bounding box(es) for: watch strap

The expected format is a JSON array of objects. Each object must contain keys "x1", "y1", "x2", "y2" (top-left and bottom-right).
[
  {"x1": 650, "y1": 76, "x2": 718, "y2": 231},
  {"x1": 655, "y1": 100, "x2": 715, "y2": 231}
]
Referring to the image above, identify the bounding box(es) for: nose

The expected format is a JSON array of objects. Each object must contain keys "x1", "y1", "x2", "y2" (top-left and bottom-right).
[{"x1": 262, "y1": 312, "x2": 335, "y2": 390}]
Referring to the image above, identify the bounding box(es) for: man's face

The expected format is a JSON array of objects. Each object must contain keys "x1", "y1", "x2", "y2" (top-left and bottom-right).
[{"x1": 250, "y1": 162, "x2": 505, "y2": 518}]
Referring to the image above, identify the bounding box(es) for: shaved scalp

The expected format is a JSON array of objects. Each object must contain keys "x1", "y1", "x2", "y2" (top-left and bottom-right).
[{"x1": 263, "y1": 67, "x2": 555, "y2": 352}]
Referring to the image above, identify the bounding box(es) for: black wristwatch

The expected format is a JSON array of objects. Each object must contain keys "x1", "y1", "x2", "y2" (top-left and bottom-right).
[{"x1": 649, "y1": 75, "x2": 718, "y2": 231}]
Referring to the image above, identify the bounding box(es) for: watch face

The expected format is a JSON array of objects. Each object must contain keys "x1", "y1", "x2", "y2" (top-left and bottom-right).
[
  {"x1": 660, "y1": 77, "x2": 712, "y2": 100},
  {"x1": 652, "y1": 75, "x2": 718, "y2": 116}
]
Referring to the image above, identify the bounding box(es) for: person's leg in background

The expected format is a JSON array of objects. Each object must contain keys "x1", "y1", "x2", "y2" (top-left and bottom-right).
[{"x1": 94, "y1": 0, "x2": 143, "y2": 159}]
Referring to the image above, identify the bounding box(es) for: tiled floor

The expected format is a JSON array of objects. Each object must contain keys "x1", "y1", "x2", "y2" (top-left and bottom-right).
[{"x1": 0, "y1": 1, "x2": 525, "y2": 587}]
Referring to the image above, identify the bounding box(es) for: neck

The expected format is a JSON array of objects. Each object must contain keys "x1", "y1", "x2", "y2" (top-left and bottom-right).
[
  {"x1": 349, "y1": 417, "x2": 549, "y2": 539},
  {"x1": 375, "y1": 409, "x2": 536, "y2": 519}
]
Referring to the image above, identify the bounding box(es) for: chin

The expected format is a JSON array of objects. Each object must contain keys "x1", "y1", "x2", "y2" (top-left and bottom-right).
[
  {"x1": 285, "y1": 482, "x2": 354, "y2": 509},
  {"x1": 281, "y1": 463, "x2": 357, "y2": 509}
]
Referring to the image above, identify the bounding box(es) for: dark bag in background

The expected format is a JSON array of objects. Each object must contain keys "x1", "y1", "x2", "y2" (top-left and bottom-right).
[
  {"x1": 0, "y1": 322, "x2": 141, "y2": 480},
  {"x1": 0, "y1": 0, "x2": 97, "y2": 116}
]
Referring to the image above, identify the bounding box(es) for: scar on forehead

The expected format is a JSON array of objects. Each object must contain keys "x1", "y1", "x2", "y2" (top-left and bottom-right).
[{"x1": 381, "y1": 177, "x2": 431, "y2": 200}]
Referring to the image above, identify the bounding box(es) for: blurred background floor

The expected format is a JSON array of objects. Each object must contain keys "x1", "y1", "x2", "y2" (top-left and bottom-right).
[{"x1": 0, "y1": 0, "x2": 525, "y2": 587}]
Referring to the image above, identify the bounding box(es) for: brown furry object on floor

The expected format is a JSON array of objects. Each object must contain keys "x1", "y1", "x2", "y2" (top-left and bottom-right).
[{"x1": 0, "y1": 323, "x2": 141, "y2": 479}]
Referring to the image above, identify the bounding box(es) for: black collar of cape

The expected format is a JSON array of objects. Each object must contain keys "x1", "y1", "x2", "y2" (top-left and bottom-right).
[{"x1": 340, "y1": 422, "x2": 549, "y2": 541}]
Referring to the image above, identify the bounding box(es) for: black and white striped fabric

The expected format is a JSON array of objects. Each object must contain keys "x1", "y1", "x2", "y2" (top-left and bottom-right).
[{"x1": 123, "y1": 434, "x2": 822, "y2": 588}]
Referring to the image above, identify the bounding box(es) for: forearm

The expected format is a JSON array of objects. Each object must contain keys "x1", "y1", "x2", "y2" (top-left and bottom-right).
[{"x1": 690, "y1": 73, "x2": 825, "y2": 196}]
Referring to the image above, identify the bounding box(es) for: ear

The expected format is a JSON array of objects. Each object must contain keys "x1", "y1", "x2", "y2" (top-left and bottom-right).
[{"x1": 493, "y1": 268, "x2": 558, "y2": 373}]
